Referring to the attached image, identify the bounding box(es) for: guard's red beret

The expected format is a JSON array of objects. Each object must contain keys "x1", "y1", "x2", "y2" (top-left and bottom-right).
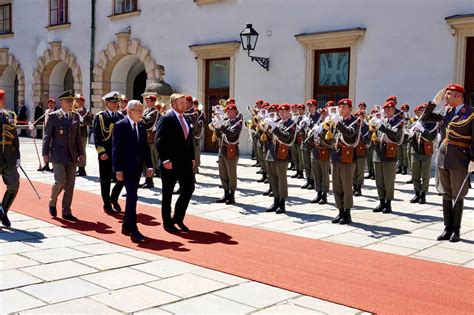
[
  {"x1": 306, "y1": 99, "x2": 317, "y2": 106},
  {"x1": 386, "y1": 95, "x2": 397, "y2": 102},
  {"x1": 358, "y1": 102, "x2": 367, "y2": 108},
  {"x1": 278, "y1": 104, "x2": 291, "y2": 111},
  {"x1": 145, "y1": 95, "x2": 157, "y2": 101},
  {"x1": 298, "y1": 104, "x2": 305, "y2": 109},
  {"x1": 445, "y1": 83, "x2": 465, "y2": 94},
  {"x1": 122, "y1": 98, "x2": 129, "y2": 103},
  {"x1": 401, "y1": 103, "x2": 409, "y2": 111},
  {"x1": 225, "y1": 104, "x2": 237, "y2": 111},
  {"x1": 269, "y1": 104, "x2": 279, "y2": 111},
  {"x1": 290, "y1": 104, "x2": 298, "y2": 109},
  {"x1": 263, "y1": 102, "x2": 270, "y2": 107},
  {"x1": 256, "y1": 99, "x2": 264, "y2": 105},
  {"x1": 370, "y1": 107, "x2": 379, "y2": 114},
  {"x1": 338, "y1": 98, "x2": 352, "y2": 107},
  {"x1": 0, "y1": 89, "x2": 5, "y2": 97},
  {"x1": 414, "y1": 103, "x2": 427, "y2": 111},
  {"x1": 383, "y1": 101, "x2": 396, "y2": 109},
  {"x1": 325, "y1": 101, "x2": 335, "y2": 108},
  {"x1": 47, "y1": 98, "x2": 56, "y2": 104},
  {"x1": 76, "y1": 95, "x2": 85, "y2": 102},
  {"x1": 226, "y1": 97, "x2": 235, "y2": 104},
  {"x1": 185, "y1": 95, "x2": 193, "y2": 102}
]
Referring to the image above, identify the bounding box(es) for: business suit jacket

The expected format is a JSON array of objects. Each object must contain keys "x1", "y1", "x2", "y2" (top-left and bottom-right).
[
  {"x1": 42, "y1": 110, "x2": 84, "y2": 164},
  {"x1": 155, "y1": 110, "x2": 195, "y2": 168},
  {"x1": 112, "y1": 118, "x2": 152, "y2": 174}
]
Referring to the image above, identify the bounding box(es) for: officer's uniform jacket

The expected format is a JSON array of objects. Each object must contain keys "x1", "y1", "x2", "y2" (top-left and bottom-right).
[
  {"x1": 265, "y1": 118, "x2": 296, "y2": 162},
  {"x1": 76, "y1": 107, "x2": 93, "y2": 138},
  {"x1": 372, "y1": 115, "x2": 404, "y2": 162},
  {"x1": 143, "y1": 106, "x2": 159, "y2": 135},
  {"x1": 185, "y1": 108, "x2": 206, "y2": 147},
  {"x1": 310, "y1": 125, "x2": 332, "y2": 160},
  {"x1": 93, "y1": 110, "x2": 124, "y2": 157},
  {"x1": 215, "y1": 115, "x2": 242, "y2": 158},
  {"x1": 354, "y1": 121, "x2": 370, "y2": 158},
  {"x1": 0, "y1": 109, "x2": 20, "y2": 166},
  {"x1": 330, "y1": 115, "x2": 360, "y2": 163},
  {"x1": 421, "y1": 102, "x2": 474, "y2": 170},
  {"x1": 301, "y1": 112, "x2": 321, "y2": 149},
  {"x1": 42, "y1": 109, "x2": 85, "y2": 164},
  {"x1": 409, "y1": 120, "x2": 437, "y2": 159}
]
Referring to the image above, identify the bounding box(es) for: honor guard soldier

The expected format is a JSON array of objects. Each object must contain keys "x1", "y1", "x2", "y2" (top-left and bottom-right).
[
  {"x1": 42, "y1": 90, "x2": 85, "y2": 221},
  {"x1": 264, "y1": 104, "x2": 296, "y2": 214},
  {"x1": 141, "y1": 95, "x2": 160, "y2": 188},
  {"x1": 259, "y1": 103, "x2": 275, "y2": 194},
  {"x1": 0, "y1": 90, "x2": 20, "y2": 227},
  {"x1": 371, "y1": 100, "x2": 404, "y2": 214},
  {"x1": 213, "y1": 103, "x2": 243, "y2": 204},
  {"x1": 93, "y1": 91, "x2": 125, "y2": 214},
  {"x1": 353, "y1": 110, "x2": 370, "y2": 196},
  {"x1": 299, "y1": 100, "x2": 320, "y2": 190},
  {"x1": 251, "y1": 99, "x2": 264, "y2": 168},
  {"x1": 329, "y1": 99, "x2": 360, "y2": 224},
  {"x1": 397, "y1": 103, "x2": 411, "y2": 175},
  {"x1": 421, "y1": 84, "x2": 474, "y2": 242},
  {"x1": 408, "y1": 103, "x2": 437, "y2": 204},
  {"x1": 74, "y1": 95, "x2": 93, "y2": 177},
  {"x1": 188, "y1": 98, "x2": 206, "y2": 174},
  {"x1": 365, "y1": 106, "x2": 379, "y2": 180},
  {"x1": 290, "y1": 104, "x2": 304, "y2": 178}
]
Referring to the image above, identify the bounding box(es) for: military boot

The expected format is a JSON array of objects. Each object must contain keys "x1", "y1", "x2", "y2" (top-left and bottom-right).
[
  {"x1": 418, "y1": 192, "x2": 426, "y2": 204},
  {"x1": 296, "y1": 170, "x2": 304, "y2": 179},
  {"x1": 331, "y1": 209, "x2": 344, "y2": 224},
  {"x1": 226, "y1": 191, "x2": 235, "y2": 205},
  {"x1": 437, "y1": 199, "x2": 453, "y2": 241},
  {"x1": 263, "y1": 186, "x2": 272, "y2": 196},
  {"x1": 291, "y1": 170, "x2": 300, "y2": 178},
  {"x1": 450, "y1": 200, "x2": 463, "y2": 243},
  {"x1": 373, "y1": 199, "x2": 385, "y2": 212},
  {"x1": 410, "y1": 191, "x2": 420, "y2": 203},
  {"x1": 311, "y1": 192, "x2": 322, "y2": 204},
  {"x1": 382, "y1": 200, "x2": 392, "y2": 213},
  {"x1": 301, "y1": 178, "x2": 310, "y2": 189},
  {"x1": 353, "y1": 185, "x2": 362, "y2": 197},
  {"x1": 396, "y1": 165, "x2": 402, "y2": 174},
  {"x1": 339, "y1": 208, "x2": 352, "y2": 225},
  {"x1": 1, "y1": 191, "x2": 17, "y2": 227},
  {"x1": 257, "y1": 172, "x2": 267, "y2": 183},
  {"x1": 276, "y1": 199, "x2": 286, "y2": 214},
  {"x1": 216, "y1": 190, "x2": 229, "y2": 203},
  {"x1": 319, "y1": 192, "x2": 327, "y2": 205},
  {"x1": 402, "y1": 166, "x2": 408, "y2": 175},
  {"x1": 307, "y1": 179, "x2": 315, "y2": 190},
  {"x1": 266, "y1": 197, "x2": 279, "y2": 212}
]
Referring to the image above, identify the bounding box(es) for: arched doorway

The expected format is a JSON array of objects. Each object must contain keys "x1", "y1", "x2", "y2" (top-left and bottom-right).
[
  {"x1": 133, "y1": 70, "x2": 147, "y2": 101},
  {"x1": 0, "y1": 48, "x2": 25, "y2": 111},
  {"x1": 47, "y1": 61, "x2": 74, "y2": 102},
  {"x1": 109, "y1": 55, "x2": 146, "y2": 100},
  {"x1": 0, "y1": 65, "x2": 18, "y2": 111}
]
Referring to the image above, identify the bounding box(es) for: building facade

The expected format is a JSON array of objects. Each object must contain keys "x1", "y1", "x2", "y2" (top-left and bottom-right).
[{"x1": 1, "y1": 0, "x2": 474, "y2": 153}]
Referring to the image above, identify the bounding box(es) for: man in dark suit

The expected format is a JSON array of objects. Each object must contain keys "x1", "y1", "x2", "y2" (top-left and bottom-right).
[
  {"x1": 16, "y1": 100, "x2": 28, "y2": 136},
  {"x1": 155, "y1": 93, "x2": 195, "y2": 233},
  {"x1": 42, "y1": 90, "x2": 85, "y2": 221},
  {"x1": 113, "y1": 100, "x2": 153, "y2": 243}
]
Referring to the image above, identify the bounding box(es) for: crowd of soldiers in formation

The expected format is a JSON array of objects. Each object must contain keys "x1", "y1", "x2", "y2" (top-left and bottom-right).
[{"x1": 0, "y1": 83, "x2": 472, "y2": 244}]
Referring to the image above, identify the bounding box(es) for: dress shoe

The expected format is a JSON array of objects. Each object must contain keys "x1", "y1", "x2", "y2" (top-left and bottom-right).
[
  {"x1": 291, "y1": 171, "x2": 300, "y2": 178},
  {"x1": 256, "y1": 169, "x2": 263, "y2": 174},
  {"x1": 406, "y1": 179, "x2": 413, "y2": 184},
  {"x1": 173, "y1": 188, "x2": 182, "y2": 194},
  {"x1": 216, "y1": 191, "x2": 229, "y2": 203},
  {"x1": 103, "y1": 205, "x2": 115, "y2": 214},
  {"x1": 275, "y1": 199, "x2": 286, "y2": 214},
  {"x1": 257, "y1": 174, "x2": 267, "y2": 182},
  {"x1": 225, "y1": 191, "x2": 235, "y2": 205},
  {"x1": 0, "y1": 208, "x2": 11, "y2": 227},
  {"x1": 111, "y1": 201, "x2": 122, "y2": 212},
  {"x1": 268, "y1": 191, "x2": 274, "y2": 197},
  {"x1": 353, "y1": 185, "x2": 362, "y2": 197},
  {"x1": 311, "y1": 192, "x2": 322, "y2": 204},
  {"x1": 437, "y1": 227, "x2": 453, "y2": 241},
  {"x1": 130, "y1": 231, "x2": 147, "y2": 243},
  {"x1": 263, "y1": 188, "x2": 272, "y2": 196},
  {"x1": 402, "y1": 166, "x2": 408, "y2": 175},
  {"x1": 62, "y1": 214, "x2": 78, "y2": 221},
  {"x1": 141, "y1": 182, "x2": 155, "y2": 189},
  {"x1": 176, "y1": 222, "x2": 190, "y2": 232},
  {"x1": 410, "y1": 191, "x2": 420, "y2": 203},
  {"x1": 339, "y1": 209, "x2": 352, "y2": 224},
  {"x1": 449, "y1": 228, "x2": 461, "y2": 242},
  {"x1": 164, "y1": 225, "x2": 180, "y2": 233},
  {"x1": 332, "y1": 209, "x2": 344, "y2": 224},
  {"x1": 301, "y1": 181, "x2": 310, "y2": 189},
  {"x1": 266, "y1": 198, "x2": 279, "y2": 212},
  {"x1": 373, "y1": 200, "x2": 385, "y2": 212},
  {"x1": 418, "y1": 192, "x2": 426, "y2": 204},
  {"x1": 382, "y1": 200, "x2": 392, "y2": 213},
  {"x1": 49, "y1": 205, "x2": 57, "y2": 217},
  {"x1": 76, "y1": 167, "x2": 87, "y2": 176},
  {"x1": 121, "y1": 226, "x2": 131, "y2": 236},
  {"x1": 318, "y1": 193, "x2": 327, "y2": 205}
]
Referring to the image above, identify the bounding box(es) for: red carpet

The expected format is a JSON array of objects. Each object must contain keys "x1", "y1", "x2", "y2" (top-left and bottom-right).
[{"x1": 10, "y1": 178, "x2": 474, "y2": 314}]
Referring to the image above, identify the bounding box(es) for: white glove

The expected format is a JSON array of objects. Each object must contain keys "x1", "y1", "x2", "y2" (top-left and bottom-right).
[
  {"x1": 432, "y1": 88, "x2": 446, "y2": 106},
  {"x1": 469, "y1": 161, "x2": 474, "y2": 173},
  {"x1": 312, "y1": 124, "x2": 322, "y2": 136},
  {"x1": 267, "y1": 119, "x2": 276, "y2": 130},
  {"x1": 78, "y1": 114, "x2": 84, "y2": 124},
  {"x1": 413, "y1": 121, "x2": 425, "y2": 133},
  {"x1": 374, "y1": 119, "x2": 383, "y2": 129},
  {"x1": 16, "y1": 159, "x2": 21, "y2": 168},
  {"x1": 331, "y1": 114, "x2": 341, "y2": 125},
  {"x1": 28, "y1": 122, "x2": 34, "y2": 130},
  {"x1": 302, "y1": 116, "x2": 310, "y2": 125},
  {"x1": 215, "y1": 117, "x2": 223, "y2": 129}
]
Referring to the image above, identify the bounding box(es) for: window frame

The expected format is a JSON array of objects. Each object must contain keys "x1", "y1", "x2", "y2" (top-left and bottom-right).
[
  {"x1": 49, "y1": 0, "x2": 69, "y2": 26},
  {"x1": 113, "y1": 0, "x2": 138, "y2": 16},
  {"x1": 0, "y1": 3, "x2": 12, "y2": 35}
]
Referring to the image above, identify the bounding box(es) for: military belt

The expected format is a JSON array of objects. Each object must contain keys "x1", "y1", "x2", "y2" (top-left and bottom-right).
[
  {"x1": 0, "y1": 141, "x2": 12, "y2": 145},
  {"x1": 444, "y1": 139, "x2": 470, "y2": 149}
]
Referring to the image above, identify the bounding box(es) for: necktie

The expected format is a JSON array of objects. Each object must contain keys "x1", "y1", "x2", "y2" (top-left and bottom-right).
[
  {"x1": 178, "y1": 114, "x2": 188, "y2": 139},
  {"x1": 133, "y1": 122, "x2": 138, "y2": 141}
]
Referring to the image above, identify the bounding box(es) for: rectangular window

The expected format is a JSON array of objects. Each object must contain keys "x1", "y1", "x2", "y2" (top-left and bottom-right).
[
  {"x1": 0, "y1": 4, "x2": 12, "y2": 35},
  {"x1": 313, "y1": 48, "x2": 350, "y2": 106},
  {"x1": 114, "y1": 0, "x2": 137, "y2": 15},
  {"x1": 50, "y1": 0, "x2": 68, "y2": 26}
]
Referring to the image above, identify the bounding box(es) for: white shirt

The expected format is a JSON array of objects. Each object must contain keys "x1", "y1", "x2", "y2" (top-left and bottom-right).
[
  {"x1": 127, "y1": 116, "x2": 139, "y2": 141},
  {"x1": 59, "y1": 108, "x2": 71, "y2": 119},
  {"x1": 172, "y1": 108, "x2": 189, "y2": 136}
]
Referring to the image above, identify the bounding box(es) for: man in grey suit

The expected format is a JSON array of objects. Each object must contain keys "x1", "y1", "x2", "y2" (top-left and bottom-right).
[{"x1": 42, "y1": 90, "x2": 85, "y2": 221}]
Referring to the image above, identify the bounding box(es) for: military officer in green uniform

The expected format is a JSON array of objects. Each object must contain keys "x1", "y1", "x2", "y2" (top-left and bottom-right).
[
  {"x1": 214, "y1": 103, "x2": 242, "y2": 204},
  {"x1": 421, "y1": 83, "x2": 474, "y2": 242},
  {"x1": 141, "y1": 95, "x2": 159, "y2": 188},
  {"x1": 330, "y1": 99, "x2": 360, "y2": 224},
  {"x1": 74, "y1": 94, "x2": 93, "y2": 177},
  {"x1": 0, "y1": 90, "x2": 20, "y2": 227},
  {"x1": 42, "y1": 90, "x2": 85, "y2": 221},
  {"x1": 265, "y1": 104, "x2": 296, "y2": 214},
  {"x1": 408, "y1": 103, "x2": 437, "y2": 204},
  {"x1": 353, "y1": 110, "x2": 370, "y2": 196},
  {"x1": 365, "y1": 106, "x2": 379, "y2": 180},
  {"x1": 372, "y1": 100, "x2": 403, "y2": 214},
  {"x1": 188, "y1": 98, "x2": 206, "y2": 174}
]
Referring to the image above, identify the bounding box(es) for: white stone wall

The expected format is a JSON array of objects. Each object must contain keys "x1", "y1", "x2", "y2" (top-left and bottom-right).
[{"x1": 2, "y1": 0, "x2": 474, "y2": 153}]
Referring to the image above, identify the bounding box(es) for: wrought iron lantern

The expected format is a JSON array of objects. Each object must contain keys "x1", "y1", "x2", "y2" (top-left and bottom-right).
[{"x1": 240, "y1": 24, "x2": 269, "y2": 71}]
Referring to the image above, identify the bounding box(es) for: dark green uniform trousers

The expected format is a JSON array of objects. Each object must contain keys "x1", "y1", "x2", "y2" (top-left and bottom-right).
[
  {"x1": 267, "y1": 160, "x2": 289, "y2": 199},
  {"x1": 50, "y1": 162, "x2": 77, "y2": 215},
  {"x1": 374, "y1": 161, "x2": 396, "y2": 200},
  {"x1": 411, "y1": 154, "x2": 432, "y2": 192},
  {"x1": 353, "y1": 157, "x2": 366, "y2": 186},
  {"x1": 332, "y1": 162, "x2": 354, "y2": 209},
  {"x1": 311, "y1": 158, "x2": 330, "y2": 192},
  {"x1": 218, "y1": 156, "x2": 238, "y2": 191}
]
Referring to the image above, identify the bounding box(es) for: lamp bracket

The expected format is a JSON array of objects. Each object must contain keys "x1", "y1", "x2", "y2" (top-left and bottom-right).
[{"x1": 249, "y1": 55, "x2": 269, "y2": 71}]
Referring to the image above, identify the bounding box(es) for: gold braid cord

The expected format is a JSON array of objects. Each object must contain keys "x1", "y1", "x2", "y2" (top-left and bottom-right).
[
  {"x1": 446, "y1": 112, "x2": 474, "y2": 141},
  {"x1": 99, "y1": 113, "x2": 114, "y2": 141},
  {"x1": 2, "y1": 110, "x2": 17, "y2": 140}
]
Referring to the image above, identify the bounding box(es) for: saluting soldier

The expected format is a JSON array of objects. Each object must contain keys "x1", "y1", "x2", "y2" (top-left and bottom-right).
[
  {"x1": 264, "y1": 104, "x2": 296, "y2": 214},
  {"x1": 421, "y1": 84, "x2": 474, "y2": 242},
  {"x1": 408, "y1": 103, "x2": 437, "y2": 204},
  {"x1": 0, "y1": 90, "x2": 20, "y2": 227},
  {"x1": 93, "y1": 91, "x2": 125, "y2": 214},
  {"x1": 74, "y1": 95, "x2": 93, "y2": 177},
  {"x1": 330, "y1": 99, "x2": 360, "y2": 224},
  {"x1": 213, "y1": 103, "x2": 243, "y2": 204},
  {"x1": 353, "y1": 110, "x2": 370, "y2": 196},
  {"x1": 310, "y1": 106, "x2": 331, "y2": 204},
  {"x1": 397, "y1": 103, "x2": 411, "y2": 175},
  {"x1": 42, "y1": 90, "x2": 85, "y2": 221},
  {"x1": 141, "y1": 95, "x2": 159, "y2": 188},
  {"x1": 371, "y1": 100, "x2": 404, "y2": 213}
]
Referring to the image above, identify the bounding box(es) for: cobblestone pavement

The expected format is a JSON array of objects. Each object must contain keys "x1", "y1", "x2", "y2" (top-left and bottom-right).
[{"x1": 1, "y1": 137, "x2": 472, "y2": 313}]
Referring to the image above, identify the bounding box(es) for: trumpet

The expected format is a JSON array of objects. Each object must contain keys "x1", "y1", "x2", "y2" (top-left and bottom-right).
[{"x1": 208, "y1": 105, "x2": 226, "y2": 141}]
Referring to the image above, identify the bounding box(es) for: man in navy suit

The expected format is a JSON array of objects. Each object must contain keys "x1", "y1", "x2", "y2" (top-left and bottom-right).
[
  {"x1": 112, "y1": 100, "x2": 153, "y2": 243},
  {"x1": 155, "y1": 93, "x2": 195, "y2": 233}
]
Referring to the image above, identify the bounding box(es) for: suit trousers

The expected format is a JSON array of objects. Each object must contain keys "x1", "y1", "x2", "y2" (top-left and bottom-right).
[
  {"x1": 332, "y1": 162, "x2": 354, "y2": 209},
  {"x1": 267, "y1": 160, "x2": 289, "y2": 199},
  {"x1": 374, "y1": 161, "x2": 396, "y2": 200},
  {"x1": 411, "y1": 155, "x2": 432, "y2": 192},
  {"x1": 353, "y1": 157, "x2": 366, "y2": 185},
  {"x1": 311, "y1": 158, "x2": 330, "y2": 193},
  {"x1": 50, "y1": 162, "x2": 77, "y2": 215},
  {"x1": 160, "y1": 165, "x2": 195, "y2": 227},
  {"x1": 123, "y1": 169, "x2": 141, "y2": 232},
  {"x1": 78, "y1": 137, "x2": 88, "y2": 168},
  {"x1": 99, "y1": 157, "x2": 124, "y2": 207},
  {"x1": 218, "y1": 156, "x2": 238, "y2": 191}
]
